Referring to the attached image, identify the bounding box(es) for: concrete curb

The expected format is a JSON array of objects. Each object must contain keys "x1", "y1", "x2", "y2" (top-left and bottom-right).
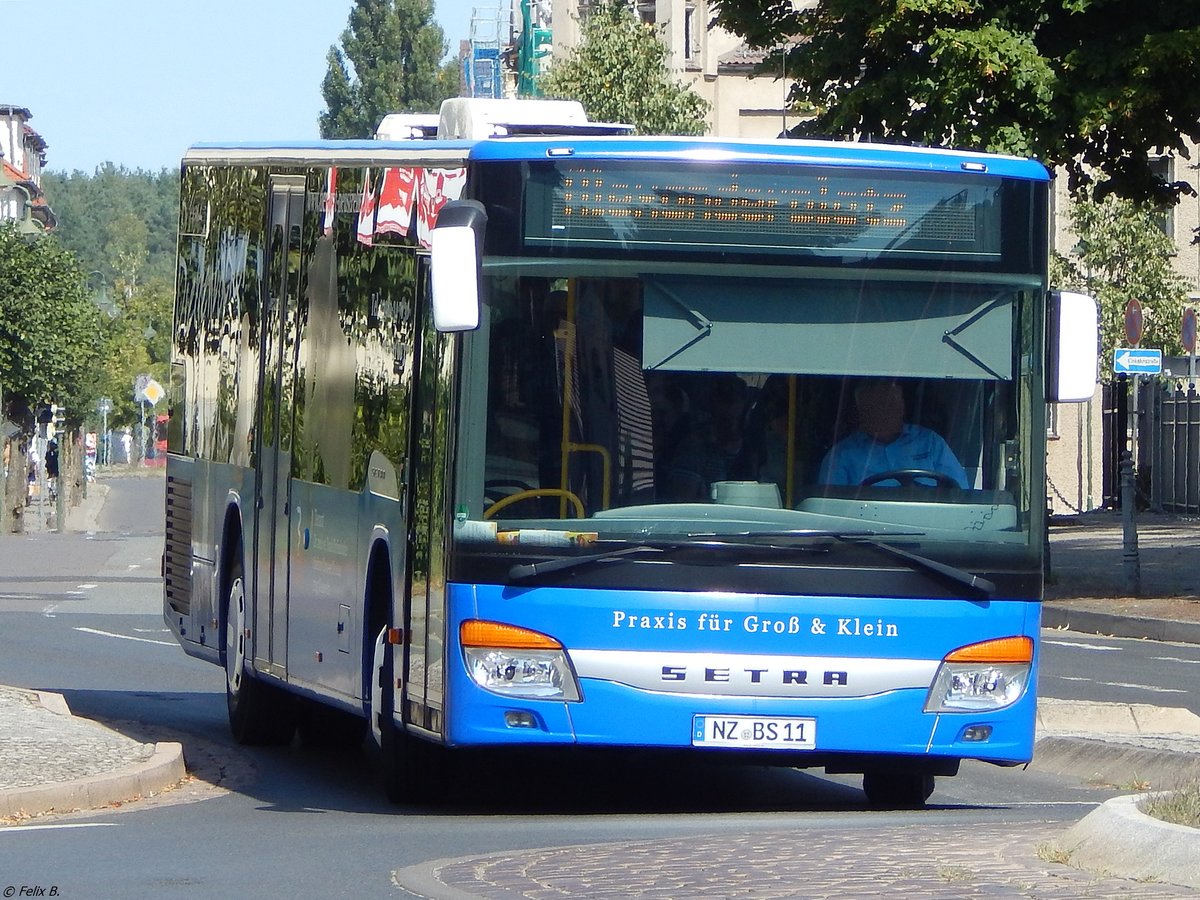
[
  {"x1": 1037, "y1": 697, "x2": 1200, "y2": 735},
  {"x1": 0, "y1": 742, "x2": 186, "y2": 821},
  {"x1": 1054, "y1": 792, "x2": 1200, "y2": 890},
  {"x1": 1043, "y1": 605, "x2": 1200, "y2": 644},
  {"x1": 0, "y1": 688, "x2": 186, "y2": 822},
  {"x1": 1033, "y1": 735, "x2": 1200, "y2": 789}
]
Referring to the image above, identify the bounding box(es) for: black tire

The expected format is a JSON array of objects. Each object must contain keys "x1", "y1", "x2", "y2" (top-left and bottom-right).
[
  {"x1": 224, "y1": 557, "x2": 296, "y2": 746},
  {"x1": 374, "y1": 626, "x2": 448, "y2": 804},
  {"x1": 862, "y1": 771, "x2": 935, "y2": 809}
]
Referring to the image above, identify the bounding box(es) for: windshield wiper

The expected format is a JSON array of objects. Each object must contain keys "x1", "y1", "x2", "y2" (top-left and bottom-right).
[
  {"x1": 506, "y1": 535, "x2": 831, "y2": 581},
  {"x1": 508, "y1": 545, "x2": 666, "y2": 580},
  {"x1": 505, "y1": 531, "x2": 993, "y2": 593},
  {"x1": 833, "y1": 535, "x2": 996, "y2": 597}
]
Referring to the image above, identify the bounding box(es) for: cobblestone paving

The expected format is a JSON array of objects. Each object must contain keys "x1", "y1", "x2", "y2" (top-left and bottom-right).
[
  {"x1": 0, "y1": 688, "x2": 153, "y2": 790},
  {"x1": 410, "y1": 824, "x2": 1195, "y2": 899}
]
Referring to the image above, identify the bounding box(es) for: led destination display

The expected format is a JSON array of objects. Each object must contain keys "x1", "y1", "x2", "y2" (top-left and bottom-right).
[{"x1": 524, "y1": 161, "x2": 1006, "y2": 261}]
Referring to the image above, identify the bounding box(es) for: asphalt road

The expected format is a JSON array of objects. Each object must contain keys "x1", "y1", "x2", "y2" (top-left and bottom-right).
[{"x1": 1042, "y1": 629, "x2": 1200, "y2": 715}]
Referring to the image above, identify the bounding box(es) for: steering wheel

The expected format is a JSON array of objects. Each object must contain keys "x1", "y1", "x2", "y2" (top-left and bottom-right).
[
  {"x1": 483, "y1": 488, "x2": 585, "y2": 520},
  {"x1": 861, "y1": 469, "x2": 959, "y2": 489}
]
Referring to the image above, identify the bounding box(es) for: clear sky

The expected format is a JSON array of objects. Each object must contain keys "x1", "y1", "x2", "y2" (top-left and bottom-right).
[{"x1": 6, "y1": 0, "x2": 493, "y2": 175}]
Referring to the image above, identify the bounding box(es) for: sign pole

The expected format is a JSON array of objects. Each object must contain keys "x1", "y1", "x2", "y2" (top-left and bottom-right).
[{"x1": 1183, "y1": 307, "x2": 1197, "y2": 389}]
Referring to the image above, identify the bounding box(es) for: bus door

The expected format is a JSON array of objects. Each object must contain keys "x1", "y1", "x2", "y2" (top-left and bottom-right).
[
  {"x1": 252, "y1": 175, "x2": 305, "y2": 678},
  {"x1": 405, "y1": 259, "x2": 455, "y2": 731}
]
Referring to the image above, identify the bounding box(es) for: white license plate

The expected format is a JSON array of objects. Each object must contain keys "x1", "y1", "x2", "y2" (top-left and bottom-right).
[{"x1": 692, "y1": 715, "x2": 816, "y2": 749}]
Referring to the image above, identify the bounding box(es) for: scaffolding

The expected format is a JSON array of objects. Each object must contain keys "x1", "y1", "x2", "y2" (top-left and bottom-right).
[{"x1": 466, "y1": 6, "x2": 506, "y2": 99}]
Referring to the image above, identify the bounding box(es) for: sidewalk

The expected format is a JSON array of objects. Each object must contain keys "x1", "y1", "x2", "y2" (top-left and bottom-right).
[
  {"x1": 0, "y1": 686, "x2": 185, "y2": 823},
  {"x1": 1, "y1": 473, "x2": 186, "y2": 822},
  {"x1": 3, "y1": 495, "x2": 1200, "y2": 895}
]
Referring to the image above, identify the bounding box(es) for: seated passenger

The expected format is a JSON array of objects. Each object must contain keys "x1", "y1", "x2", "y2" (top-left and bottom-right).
[{"x1": 817, "y1": 380, "x2": 969, "y2": 489}]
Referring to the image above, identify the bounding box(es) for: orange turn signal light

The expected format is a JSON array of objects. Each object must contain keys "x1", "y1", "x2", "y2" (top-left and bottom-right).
[
  {"x1": 460, "y1": 619, "x2": 562, "y2": 650},
  {"x1": 945, "y1": 636, "x2": 1033, "y2": 664}
]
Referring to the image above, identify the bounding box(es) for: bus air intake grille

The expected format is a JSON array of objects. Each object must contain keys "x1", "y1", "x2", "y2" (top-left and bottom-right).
[{"x1": 164, "y1": 475, "x2": 193, "y2": 616}]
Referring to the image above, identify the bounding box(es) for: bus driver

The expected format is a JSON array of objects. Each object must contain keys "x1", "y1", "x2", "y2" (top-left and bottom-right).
[{"x1": 817, "y1": 380, "x2": 970, "y2": 489}]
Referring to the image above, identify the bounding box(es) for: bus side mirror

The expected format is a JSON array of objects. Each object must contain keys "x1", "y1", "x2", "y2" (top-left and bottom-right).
[
  {"x1": 1047, "y1": 291, "x2": 1099, "y2": 403},
  {"x1": 430, "y1": 200, "x2": 487, "y2": 332}
]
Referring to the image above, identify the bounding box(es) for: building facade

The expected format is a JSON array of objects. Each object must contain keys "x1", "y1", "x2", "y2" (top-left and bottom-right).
[
  {"x1": 543, "y1": 0, "x2": 791, "y2": 138},
  {"x1": 0, "y1": 104, "x2": 55, "y2": 233}
]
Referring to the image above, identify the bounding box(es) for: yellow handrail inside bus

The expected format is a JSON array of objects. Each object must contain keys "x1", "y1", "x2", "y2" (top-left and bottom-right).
[
  {"x1": 483, "y1": 488, "x2": 585, "y2": 520},
  {"x1": 554, "y1": 281, "x2": 613, "y2": 516},
  {"x1": 785, "y1": 374, "x2": 797, "y2": 508},
  {"x1": 565, "y1": 442, "x2": 611, "y2": 510}
]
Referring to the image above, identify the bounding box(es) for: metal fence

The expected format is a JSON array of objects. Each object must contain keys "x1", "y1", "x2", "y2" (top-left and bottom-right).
[{"x1": 1104, "y1": 378, "x2": 1200, "y2": 514}]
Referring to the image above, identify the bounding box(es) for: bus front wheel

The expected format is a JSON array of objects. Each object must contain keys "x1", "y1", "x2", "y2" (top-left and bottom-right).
[
  {"x1": 223, "y1": 558, "x2": 295, "y2": 745},
  {"x1": 373, "y1": 626, "x2": 448, "y2": 804},
  {"x1": 862, "y1": 771, "x2": 934, "y2": 809}
]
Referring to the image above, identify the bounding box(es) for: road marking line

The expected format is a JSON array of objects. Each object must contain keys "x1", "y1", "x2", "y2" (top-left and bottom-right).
[
  {"x1": 0, "y1": 822, "x2": 119, "y2": 833},
  {"x1": 1151, "y1": 656, "x2": 1200, "y2": 665},
  {"x1": 1054, "y1": 675, "x2": 1186, "y2": 693},
  {"x1": 73, "y1": 626, "x2": 176, "y2": 647},
  {"x1": 1043, "y1": 640, "x2": 1121, "y2": 651}
]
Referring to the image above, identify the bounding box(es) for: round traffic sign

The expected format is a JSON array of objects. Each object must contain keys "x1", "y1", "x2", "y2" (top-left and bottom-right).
[
  {"x1": 1124, "y1": 298, "x2": 1144, "y2": 346},
  {"x1": 1183, "y1": 307, "x2": 1197, "y2": 354}
]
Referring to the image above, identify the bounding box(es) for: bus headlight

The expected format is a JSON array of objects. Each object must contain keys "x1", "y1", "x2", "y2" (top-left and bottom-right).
[
  {"x1": 460, "y1": 620, "x2": 581, "y2": 702},
  {"x1": 924, "y1": 636, "x2": 1033, "y2": 713}
]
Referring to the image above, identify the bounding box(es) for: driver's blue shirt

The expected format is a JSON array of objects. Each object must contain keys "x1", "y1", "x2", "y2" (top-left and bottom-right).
[{"x1": 818, "y1": 424, "x2": 970, "y2": 488}]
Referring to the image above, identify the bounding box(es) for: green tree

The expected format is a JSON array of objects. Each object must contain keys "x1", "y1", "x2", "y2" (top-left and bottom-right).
[
  {"x1": 0, "y1": 225, "x2": 103, "y2": 427},
  {"x1": 104, "y1": 212, "x2": 149, "y2": 297},
  {"x1": 1053, "y1": 197, "x2": 1191, "y2": 367},
  {"x1": 540, "y1": 2, "x2": 710, "y2": 135},
  {"x1": 40, "y1": 165, "x2": 178, "y2": 286},
  {"x1": 320, "y1": 0, "x2": 461, "y2": 138},
  {"x1": 90, "y1": 275, "x2": 172, "y2": 430},
  {"x1": 708, "y1": 0, "x2": 1200, "y2": 207},
  {"x1": 40, "y1": 166, "x2": 179, "y2": 430}
]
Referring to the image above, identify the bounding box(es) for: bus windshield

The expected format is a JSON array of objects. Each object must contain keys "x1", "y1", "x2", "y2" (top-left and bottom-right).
[{"x1": 451, "y1": 260, "x2": 1043, "y2": 580}]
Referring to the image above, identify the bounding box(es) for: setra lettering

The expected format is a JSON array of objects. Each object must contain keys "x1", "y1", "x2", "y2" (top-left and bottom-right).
[{"x1": 660, "y1": 667, "x2": 845, "y2": 687}]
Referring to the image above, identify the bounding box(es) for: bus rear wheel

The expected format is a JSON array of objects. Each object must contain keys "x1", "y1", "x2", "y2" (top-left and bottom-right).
[
  {"x1": 224, "y1": 559, "x2": 295, "y2": 745},
  {"x1": 372, "y1": 626, "x2": 448, "y2": 804},
  {"x1": 862, "y1": 771, "x2": 935, "y2": 809}
]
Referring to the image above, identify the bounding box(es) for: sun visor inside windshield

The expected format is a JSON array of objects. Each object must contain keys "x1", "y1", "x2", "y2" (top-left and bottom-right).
[{"x1": 642, "y1": 276, "x2": 1015, "y2": 381}]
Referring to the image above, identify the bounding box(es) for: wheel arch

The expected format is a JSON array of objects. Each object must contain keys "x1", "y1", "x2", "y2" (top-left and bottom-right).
[
  {"x1": 362, "y1": 530, "x2": 396, "y2": 704},
  {"x1": 217, "y1": 495, "x2": 246, "y2": 669}
]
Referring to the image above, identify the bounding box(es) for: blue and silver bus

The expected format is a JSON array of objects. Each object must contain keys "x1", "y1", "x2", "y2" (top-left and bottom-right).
[{"x1": 164, "y1": 99, "x2": 1098, "y2": 807}]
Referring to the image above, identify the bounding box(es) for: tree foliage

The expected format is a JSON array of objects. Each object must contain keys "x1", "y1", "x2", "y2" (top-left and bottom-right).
[
  {"x1": 0, "y1": 225, "x2": 103, "y2": 427},
  {"x1": 709, "y1": 0, "x2": 1200, "y2": 207},
  {"x1": 540, "y1": 1, "x2": 710, "y2": 135},
  {"x1": 89, "y1": 276, "x2": 173, "y2": 429},
  {"x1": 320, "y1": 0, "x2": 460, "y2": 138},
  {"x1": 40, "y1": 165, "x2": 178, "y2": 286},
  {"x1": 1053, "y1": 197, "x2": 1191, "y2": 365},
  {"x1": 38, "y1": 167, "x2": 177, "y2": 428}
]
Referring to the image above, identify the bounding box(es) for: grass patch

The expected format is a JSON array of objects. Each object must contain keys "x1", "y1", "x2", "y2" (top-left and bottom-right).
[
  {"x1": 936, "y1": 866, "x2": 973, "y2": 882},
  {"x1": 1141, "y1": 780, "x2": 1200, "y2": 828},
  {"x1": 1036, "y1": 843, "x2": 1073, "y2": 865}
]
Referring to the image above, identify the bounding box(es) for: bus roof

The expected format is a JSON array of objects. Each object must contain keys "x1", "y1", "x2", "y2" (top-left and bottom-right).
[
  {"x1": 183, "y1": 135, "x2": 1048, "y2": 182},
  {"x1": 464, "y1": 135, "x2": 1050, "y2": 181}
]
